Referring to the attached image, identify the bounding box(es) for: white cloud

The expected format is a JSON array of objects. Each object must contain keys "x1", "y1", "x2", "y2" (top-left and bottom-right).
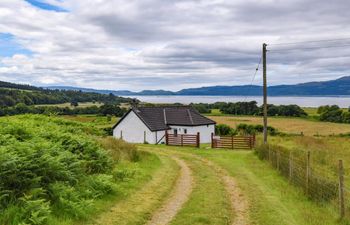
[{"x1": 0, "y1": 0, "x2": 349, "y2": 91}]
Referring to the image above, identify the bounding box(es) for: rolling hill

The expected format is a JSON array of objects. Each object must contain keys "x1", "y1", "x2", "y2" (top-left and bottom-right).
[{"x1": 47, "y1": 76, "x2": 350, "y2": 96}]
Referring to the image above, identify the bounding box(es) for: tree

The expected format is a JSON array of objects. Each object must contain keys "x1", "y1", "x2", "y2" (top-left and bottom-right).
[
  {"x1": 99, "y1": 104, "x2": 125, "y2": 117},
  {"x1": 319, "y1": 105, "x2": 343, "y2": 123},
  {"x1": 70, "y1": 100, "x2": 79, "y2": 107}
]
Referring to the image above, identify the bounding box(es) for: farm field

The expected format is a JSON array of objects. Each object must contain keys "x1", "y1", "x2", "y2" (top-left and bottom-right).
[{"x1": 209, "y1": 115, "x2": 350, "y2": 136}]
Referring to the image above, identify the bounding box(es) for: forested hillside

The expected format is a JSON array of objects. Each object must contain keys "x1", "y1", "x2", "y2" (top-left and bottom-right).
[{"x1": 0, "y1": 80, "x2": 134, "y2": 107}]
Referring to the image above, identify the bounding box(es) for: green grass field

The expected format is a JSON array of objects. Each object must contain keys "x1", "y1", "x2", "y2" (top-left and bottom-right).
[
  {"x1": 35, "y1": 102, "x2": 103, "y2": 109},
  {"x1": 209, "y1": 115, "x2": 350, "y2": 136}
]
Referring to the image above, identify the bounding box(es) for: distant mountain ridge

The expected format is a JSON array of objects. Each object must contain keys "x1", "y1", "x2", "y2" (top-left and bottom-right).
[{"x1": 46, "y1": 76, "x2": 350, "y2": 96}]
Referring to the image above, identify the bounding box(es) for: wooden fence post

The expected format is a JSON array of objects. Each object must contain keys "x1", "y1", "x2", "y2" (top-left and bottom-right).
[
  {"x1": 306, "y1": 151, "x2": 310, "y2": 196},
  {"x1": 211, "y1": 133, "x2": 214, "y2": 148},
  {"x1": 196, "y1": 132, "x2": 200, "y2": 148},
  {"x1": 289, "y1": 151, "x2": 293, "y2": 183},
  {"x1": 339, "y1": 159, "x2": 345, "y2": 219},
  {"x1": 277, "y1": 151, "x2": 280, "y2": 170},
  {"x1": 181, "y1": 134, "x2": 183, "y2": 146},
  {"x1": 165, "y1": 130, "x2": 169, "y2": 145}
]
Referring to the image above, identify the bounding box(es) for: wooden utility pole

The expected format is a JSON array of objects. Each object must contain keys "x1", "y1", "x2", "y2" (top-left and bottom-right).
[{"x1": 262, "y1": 43, "x2": 268, "y2": 144}]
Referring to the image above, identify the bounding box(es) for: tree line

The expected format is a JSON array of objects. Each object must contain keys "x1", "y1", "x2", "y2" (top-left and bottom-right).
[
  {"x1": 191, "y1": 101, "x2": 307, "y2": 117},
  {"x1": 0, "y1": 103, "x2": 126, "y2": 117},
  {"x1": 0, "y1": 84, "x2": 135, "y2": 107}
]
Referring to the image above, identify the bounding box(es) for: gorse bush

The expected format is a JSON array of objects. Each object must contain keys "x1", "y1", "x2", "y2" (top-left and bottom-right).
[{"x1": 0, "y1": 115, "x2": 137, "y2": 224}]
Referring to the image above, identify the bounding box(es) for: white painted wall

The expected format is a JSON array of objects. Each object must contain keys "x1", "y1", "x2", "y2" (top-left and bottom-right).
[
  {"x1": 113, "y1": 111, "x2": 157, "y2": 144},
  {"x1": 113, "y1": 111, "x2": 215, "y2": 144},
  {"x1": 168, "y1": 124, "x2": 215, "y2": 143}
]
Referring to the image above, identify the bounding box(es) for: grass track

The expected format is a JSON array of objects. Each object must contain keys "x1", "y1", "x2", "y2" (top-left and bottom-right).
[
  {"x1": 141, "y1": 145, "x2": 345, "y2": 225},
  {"x1": 89, "y1": 154, "x2": 179, "y2": 225},
  {"x1": 140, "y1": 146, "x2": 233, "y2": 225},
  {"x1": 170, "y1": 156, "x2": 232, "y2": 225},
  {"x1": 193, "y1": 150, "x2": 345, "y2": 225}
]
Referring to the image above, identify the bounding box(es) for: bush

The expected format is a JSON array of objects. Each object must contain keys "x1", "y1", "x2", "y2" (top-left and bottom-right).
[
  {"x1": 318, "y1": 105, "x2": 344, "y2": 123},
  {"x1": 0, "y1": 115, "x2": 136, "y2": 224},
  {"x1": 215, "y1": 124, "x2": 236, "y2": 135},
  {"x1": 236, "y1": 123, "x2": 278, "y2": 135}
]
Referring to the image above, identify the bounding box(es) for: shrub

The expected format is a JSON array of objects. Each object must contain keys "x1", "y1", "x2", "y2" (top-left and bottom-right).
[
  {"x1": 215, "y1": 124, "x2": 236, "y2": 135},
  {"x1": 0, "y1": 115, "x2": 128, "y2": 223},
  {"x1": 236, "y1": 123, "x2": 278, "y2": 135}
]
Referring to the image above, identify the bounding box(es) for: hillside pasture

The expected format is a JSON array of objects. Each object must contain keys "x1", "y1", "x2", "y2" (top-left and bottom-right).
[{"x1": 35, "y1": 102, "x2": 103, "y2": 109}]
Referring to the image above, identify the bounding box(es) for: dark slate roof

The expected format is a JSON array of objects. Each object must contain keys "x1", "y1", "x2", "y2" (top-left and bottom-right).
[{"x1": 113, "y1": 106, "x2": 216, "y2": 131}]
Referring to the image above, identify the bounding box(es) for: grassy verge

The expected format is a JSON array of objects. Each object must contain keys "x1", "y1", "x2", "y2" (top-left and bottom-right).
[
  {"x1": 84, "y1": 153, "x2": 180, "y2": 225},
  {"x1": 193, "y1": 150, "x2": 344, "y2": 225}
]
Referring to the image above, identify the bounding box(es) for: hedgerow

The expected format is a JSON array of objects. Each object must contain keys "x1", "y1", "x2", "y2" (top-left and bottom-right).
[{"x1": 0, "y1": 115, "x2": 134, "y2": 224}]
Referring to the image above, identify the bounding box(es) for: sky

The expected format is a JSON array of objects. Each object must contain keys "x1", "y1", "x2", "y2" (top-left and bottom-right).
[{"x1": 0, "y1": 0, "x2": 350, "y2": 91}]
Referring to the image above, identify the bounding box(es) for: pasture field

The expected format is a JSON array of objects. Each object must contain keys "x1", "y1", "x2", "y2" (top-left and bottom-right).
[
  {"x1": 209, "y1": 115, "x2": 350, "y2": 136},
  {"x1": 35, "y1": 102, "x2": 103, "y2": 109}
]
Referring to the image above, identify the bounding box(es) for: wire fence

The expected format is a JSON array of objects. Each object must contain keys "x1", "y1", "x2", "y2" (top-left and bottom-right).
[{"x1": 255, "y1": 144, "x2": 347, "y2": 219}]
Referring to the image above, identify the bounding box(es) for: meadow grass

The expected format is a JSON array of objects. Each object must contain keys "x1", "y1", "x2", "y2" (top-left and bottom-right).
[
  {"x1": 35, "y1": 102, "x2": 103, "y2": 108},
  {"x1": 61, "y1": 114, "x2": 119, "y2": 128},
  {"x1": 81, "y1": 154, "x2": 180, "y2": 225},
  {"x1": 209, "y1": 115, "x2": 350, "y2": 136}
]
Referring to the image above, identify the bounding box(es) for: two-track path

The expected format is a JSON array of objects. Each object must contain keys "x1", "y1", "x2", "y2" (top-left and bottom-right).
[
  {"x1": 91, "y1": 146, "x2": 249, "y2": 225},
  {"x1": 142, "y1": 146, "x2": 250, "y2": 225},
  {"x1": 146, "y1": 157, "x2": 193, "y2": 225}
]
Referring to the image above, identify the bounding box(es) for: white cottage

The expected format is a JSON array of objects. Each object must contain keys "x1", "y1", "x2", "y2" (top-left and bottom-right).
[{"x1": 112, "y1": 106, "x2": 216, "y2": 144}]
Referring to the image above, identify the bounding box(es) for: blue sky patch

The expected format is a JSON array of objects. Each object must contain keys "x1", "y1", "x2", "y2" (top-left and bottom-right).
[
  {"x1": 0, "y1": 33, "x2": 33, "y2": 57},
  {"x1": 25, "y1": 0, "x2": 68, "y2": 12}
]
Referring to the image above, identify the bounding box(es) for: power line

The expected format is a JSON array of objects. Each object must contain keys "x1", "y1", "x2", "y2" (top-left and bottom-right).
[
  {"x1": 269, "y1": 37, "x2": 350, "y2": 46},
  {"x1": 243, "y1": 56, "x2": 262, "y2": 102},
  {"x1": 269, "y1": 43, "x2": 350, "y2": 53}
]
